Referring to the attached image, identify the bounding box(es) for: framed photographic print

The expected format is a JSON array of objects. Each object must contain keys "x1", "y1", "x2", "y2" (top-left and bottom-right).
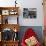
[
  {"x1": 9, "y1": 10, "x2": 17, "y2": 15},
  {"x1": 23, "y1": 8, "x2": 28, "y2": 18},
  {"x1": 10, "y1": 11, "x2": 17, "y2": 15},
  {"x1": 2, "y1": 10, "x2": 9, "y2": 15},
  {"x1": 23, "y1": 8, "x2": 37, "y2": 18}
]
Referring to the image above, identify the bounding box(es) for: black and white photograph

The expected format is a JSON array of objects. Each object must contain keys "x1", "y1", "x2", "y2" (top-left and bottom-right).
[
  {"x1": 23, "y1": 8, "x2": 37, "y2": 18},
  {"x1": 23, "y1": 8, "x2": 28, "y2": 18}
]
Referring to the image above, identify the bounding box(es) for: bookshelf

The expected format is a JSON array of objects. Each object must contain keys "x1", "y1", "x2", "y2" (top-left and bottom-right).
[{"x1": 0, "y1": 7, "x2": 19, "y2": 46}]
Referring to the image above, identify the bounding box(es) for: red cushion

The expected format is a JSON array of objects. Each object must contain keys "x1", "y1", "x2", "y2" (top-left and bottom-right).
[{"x1": 21, "y1": 28, "x2": 41, "y2": 46}]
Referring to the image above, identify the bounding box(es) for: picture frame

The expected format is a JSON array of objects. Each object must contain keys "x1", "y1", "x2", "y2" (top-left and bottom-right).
[
  {"x1": 9, "y1": 10, "x2": 17, "y2": 15},
  {"x1": 2, "y1": 10, "x2": 9, "y2": 15},
  {"x1": 23, "y1": 8, "x2": 37, "y2": 18}
]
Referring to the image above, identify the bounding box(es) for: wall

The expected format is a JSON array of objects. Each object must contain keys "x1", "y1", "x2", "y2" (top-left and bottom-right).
[
  {"x1": 0, "y1": 0, "x2": 43, "y2": 26},
  {"x1": 17, "y1": 0, "x2": 43, "y2": 26},
  {"x1": 0, "y1": 0, "x2": 15, "y2": 7}
]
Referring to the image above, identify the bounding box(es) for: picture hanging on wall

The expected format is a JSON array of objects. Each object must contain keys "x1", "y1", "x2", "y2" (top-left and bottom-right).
[{"x1": 23, "y1": 8, "x2": 37, "y2": 18}]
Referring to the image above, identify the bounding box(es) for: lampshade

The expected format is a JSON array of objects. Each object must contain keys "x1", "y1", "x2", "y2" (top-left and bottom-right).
[
  {"x1": 15, "y1": 0, "x2": 17, "y2": 7},
  {"x1": 14, "y1": 28, "x2": 17, "y2": 32}
]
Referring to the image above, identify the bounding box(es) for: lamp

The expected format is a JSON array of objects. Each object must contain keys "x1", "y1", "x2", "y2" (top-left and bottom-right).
[
  {"x1": 14, "y1": 28, "x2": 17, "y2": 32},
  {"x1": 15, "y1": 0, "x2": 17, "y2": 7}
]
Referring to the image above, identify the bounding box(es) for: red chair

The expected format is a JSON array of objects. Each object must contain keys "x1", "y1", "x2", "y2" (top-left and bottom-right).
[{"x1": 21, "y1": 28, "x2": 41, "y2": 46}]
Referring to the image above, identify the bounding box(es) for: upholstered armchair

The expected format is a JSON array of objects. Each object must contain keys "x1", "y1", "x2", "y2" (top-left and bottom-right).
[{"x1": 21, "y1": 28, "x2": 41, "y2": 46}]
